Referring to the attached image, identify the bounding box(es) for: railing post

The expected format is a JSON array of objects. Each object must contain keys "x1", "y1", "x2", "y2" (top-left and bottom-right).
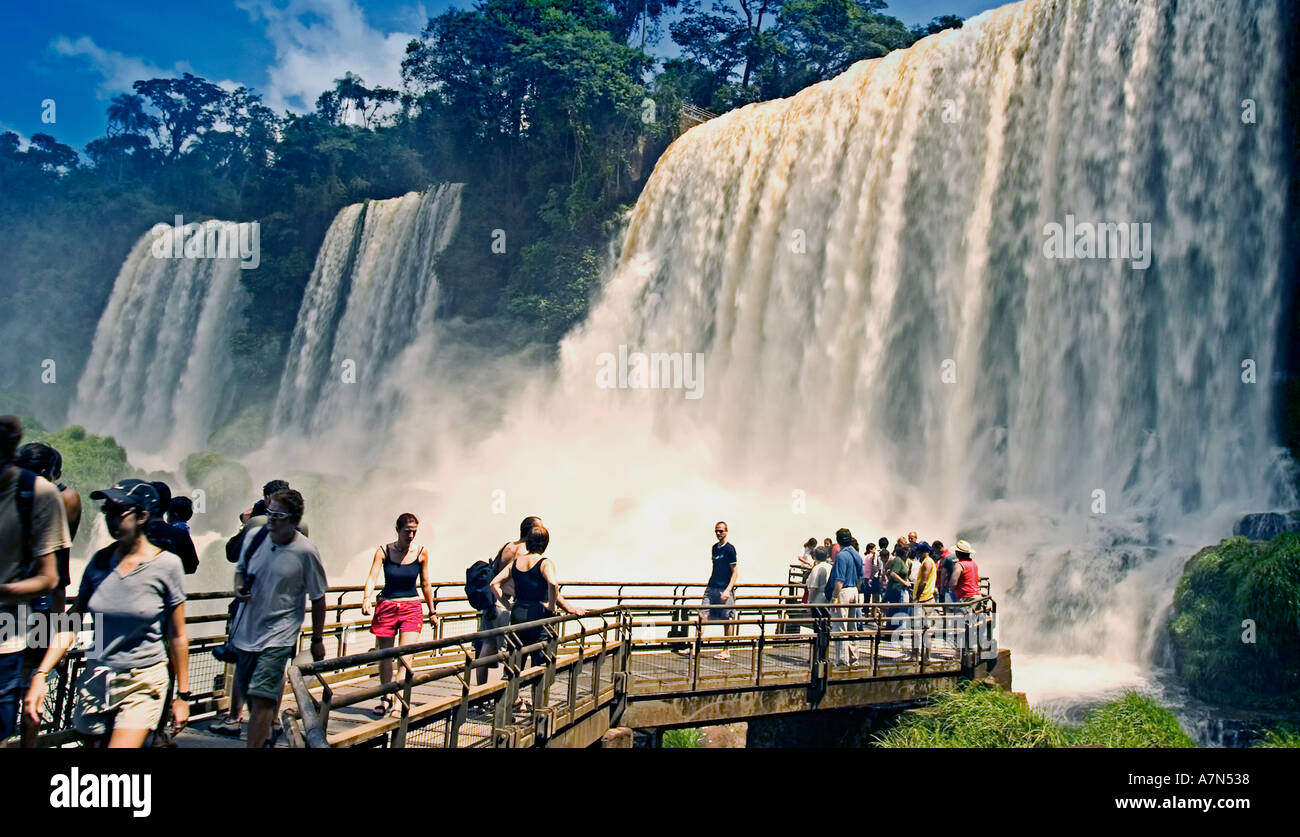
[
  {"x1": 392, "y1": 652, "x2": 415, "y2": 748},
  {"x1": 872, "y1": 608, "x2": 883, "y2": 677},
  {"x1": 534, "y1": 621, "x2": 560, "y2": 723},
  {"x1": 495, "y1": 631, "x2": 521, "y2": 743},
  {"x1": 809, "y1": 608, "x2": 829, "y2": 704},
  {"x1": 691, "y1": 609, "x2": 703, "y2": 692},
  {"x1": 754, "y1": 610, "x2": 766, "y2": 687},
  {"x1": 448, "y1": 652, "x2": 473, "y2": 748}
]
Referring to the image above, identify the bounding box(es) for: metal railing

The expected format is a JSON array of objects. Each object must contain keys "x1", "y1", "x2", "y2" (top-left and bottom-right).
[
  {"x1": 283, "y1": 593, "x2": 998, "y2": 748},
  {"x1": 18, "y1": 578, "x2": 995, "y2": 747}
]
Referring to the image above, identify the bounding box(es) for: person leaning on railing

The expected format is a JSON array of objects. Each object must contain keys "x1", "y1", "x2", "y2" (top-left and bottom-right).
[
  {"x1": 948, "y1": 541, "x2": 981, "y2": 602},
  {"x1": 490, "y1": 525, "x2": 584, "y2": 672}
]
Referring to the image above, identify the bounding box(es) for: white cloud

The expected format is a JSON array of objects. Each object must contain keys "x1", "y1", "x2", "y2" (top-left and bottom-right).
[
  {"x1": 237, "y1": 0, "x2": 421, "y2": 114},
  {"x1": 49, "y1": 35, "x2": 186, "y2": 97},
  {"x1": 49, "y1": 35, "x2": 243, "y2": 100}
]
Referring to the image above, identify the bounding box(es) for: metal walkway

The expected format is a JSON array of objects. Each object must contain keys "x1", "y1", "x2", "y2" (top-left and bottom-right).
[
  {"x1": 284, "y1": 588, "x2": 998, "y2": 748},
  {"x1": 20, "y1": 578, "x2": 997, "y2": 749}
]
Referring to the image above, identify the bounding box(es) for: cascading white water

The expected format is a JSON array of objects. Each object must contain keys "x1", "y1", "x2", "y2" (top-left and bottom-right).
[
  {"x1": 272, "y1": 184, "x2": 463, "y2": 442},
  {"x1": 252, "y1": 0, "x2": 1291, "y2": 709},
  {"x1": 550, "y1": 0, "x2": 1294, "y2": 667},
  {"x1": 71, "y1": 220, "x2": 248, "y2": 461}
]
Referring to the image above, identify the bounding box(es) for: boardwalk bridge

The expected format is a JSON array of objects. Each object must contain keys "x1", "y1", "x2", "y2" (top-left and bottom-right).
[{"x1": 23, "y1": 574, "x2": 1001, "y2": 749}]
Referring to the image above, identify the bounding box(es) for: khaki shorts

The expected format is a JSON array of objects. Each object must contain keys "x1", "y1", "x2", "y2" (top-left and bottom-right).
[{"x1": 73, "y1": 660, "x2": 170, "y2": 736}]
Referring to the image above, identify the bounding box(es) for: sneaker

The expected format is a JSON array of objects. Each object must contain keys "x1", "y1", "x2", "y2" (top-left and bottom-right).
[{"x1": 208, "y1": 718, "x2": 243, "y2": 737}]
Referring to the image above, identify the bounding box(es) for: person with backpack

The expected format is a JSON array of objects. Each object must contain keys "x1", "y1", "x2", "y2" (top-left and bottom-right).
[
  {"x1": 13, "y1": 441, "x2": 82, "y2": 748},
  {"x1": 467, "y1": 515, "x2": 540, "y2": 688},
  {"x1": 231, "y1": 488, "x2": 326, "y2": 748},
  {"x1": 361, "y1": 513, "x2": 437, "y2": 717},
  {"x1": 0, "y1": 417, "x2": 70, "y2": 747},
  {"x1": 23, "y1": 479, "x2": 188, "y2": 748},
  {"x1": 490, "y1": 525, "x2": 584, "y2": 672},
  {"x1": 145, "y1": 481, "x2": 199, "y2": 575}
]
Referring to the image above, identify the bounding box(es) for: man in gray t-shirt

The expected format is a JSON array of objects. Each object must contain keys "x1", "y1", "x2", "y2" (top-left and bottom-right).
[{"x1": 232, "y1": 488, "x2": 326, "y2": 748}]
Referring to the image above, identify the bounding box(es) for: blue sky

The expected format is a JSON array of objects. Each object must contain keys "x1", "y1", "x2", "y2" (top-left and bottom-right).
[{"x1": 2, "y1": 0, "x2": 1007, "y2": 151}]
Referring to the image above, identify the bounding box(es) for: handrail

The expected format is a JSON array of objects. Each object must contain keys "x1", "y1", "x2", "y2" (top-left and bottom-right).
[
  {"x1": 285, "y1": 595, "x2": 997, "y2": 748},
  {"x1": 20, "y1": 580, "x2": 995, "y2": 747}
]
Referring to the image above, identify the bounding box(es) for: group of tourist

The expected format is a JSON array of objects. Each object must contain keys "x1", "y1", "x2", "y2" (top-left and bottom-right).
[
  {"x1": 1, "y1": 408, "x2": 984, "y2": 748},
  {"x1": 794, "y1": 529, "x2": 982, "y2": 663},
  {"x1": 0, "y1": 415, "x2": 328, "y2": 749}
]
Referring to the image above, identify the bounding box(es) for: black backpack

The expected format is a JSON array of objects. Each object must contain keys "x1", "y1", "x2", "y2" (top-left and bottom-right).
[
  {"x1": 13, "y1": 468, "x2": 37, "y2": 578},
  {"x1": 465, "y1": 544, "x2": 505, "y2": 611}
]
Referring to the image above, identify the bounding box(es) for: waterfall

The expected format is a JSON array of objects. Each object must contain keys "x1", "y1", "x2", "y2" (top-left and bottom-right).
[
  {"x1": 71, "y1": 220, "x2": 249, "y2": 460},
  {"x1": 541, "y1": 0, "x2": 1292, "y2": 664},
  {"x1": 272, "y1": 184, "x2": 463, "y2": 441}
]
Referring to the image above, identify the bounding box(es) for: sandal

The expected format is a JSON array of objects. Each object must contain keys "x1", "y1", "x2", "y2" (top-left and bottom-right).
[{"x1": 372, "y1": 696, "x2": 393, "y2": 717}]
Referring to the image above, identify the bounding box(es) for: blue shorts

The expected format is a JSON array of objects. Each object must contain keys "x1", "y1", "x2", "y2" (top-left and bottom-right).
[
  {"x1": 0, "y1": 651, "x2": 24, "y2": 741},
  {"x1": 700, "y1": 588, "x2": 735, "y2": 622}
]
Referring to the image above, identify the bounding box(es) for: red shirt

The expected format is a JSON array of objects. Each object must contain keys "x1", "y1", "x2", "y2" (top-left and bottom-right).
[{"x1": 954, "y1": 558, "x2": 981, "y2": 599}]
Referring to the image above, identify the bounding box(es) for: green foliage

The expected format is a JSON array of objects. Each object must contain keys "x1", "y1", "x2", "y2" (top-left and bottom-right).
[
  {"x1": 26, "y1": 425, "x2": 135, "y2": 495},
  {"x1": 1253, "y1": 724, "x2": 1300, "y2": 748},
  {"x1": 1167, "y1": 534, "x2": 1300, "y2": 709},
  {"x1": 662, "y1": 727, "x2": 703, "y2": 747},
  {"x1": 875, "y1": 687, "x2": 1194, "y2": 748},
  {"x1": 1070, "y1": 693, "x2": 1195, "y2": 748},
  {"x1": 874, "y1": 685, "x2": 1068, "y2": 748}
]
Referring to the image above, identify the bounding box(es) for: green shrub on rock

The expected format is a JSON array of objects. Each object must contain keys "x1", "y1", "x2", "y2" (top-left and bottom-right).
[
  {"x1": 875, "y1": 687, "x2": 1193, "y2": 748},
  {"x1": 1167, "y1": 534, "x2": 1300, "y2": 710},
  {"x1": 27, "y1": 425, "x2": 135, "y2": 494},
  {"x1": 1070, "y1": 692, "x2": 1195, "y2": 748}
]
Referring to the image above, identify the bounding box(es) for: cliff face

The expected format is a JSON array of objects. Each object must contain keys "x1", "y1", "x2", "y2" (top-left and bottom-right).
[{"x1": 1166, "y1": 533, "x2": 1300, "y2": 710}]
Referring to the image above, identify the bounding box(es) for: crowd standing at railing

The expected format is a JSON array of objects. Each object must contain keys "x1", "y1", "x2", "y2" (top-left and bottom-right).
[
  {"x1": 793, "y1": 527, "x2": 983, "y2": 663},
  {"x1": 1, "y1": 410, "x2": 988, "y2": 749}
]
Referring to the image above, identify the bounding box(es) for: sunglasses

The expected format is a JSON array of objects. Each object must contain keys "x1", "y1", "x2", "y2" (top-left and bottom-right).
[
  {"x1": 266, "y1": 510, "x2": 293, "y2": 521},
  {"x1": 103, "y1": 503, "x2": 142, "y2": 520}
]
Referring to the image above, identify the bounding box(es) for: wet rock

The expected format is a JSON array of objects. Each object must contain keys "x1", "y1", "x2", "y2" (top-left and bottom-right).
[{"x1": 1231, "y1": 511, "x2": 1300, "y2": 541}]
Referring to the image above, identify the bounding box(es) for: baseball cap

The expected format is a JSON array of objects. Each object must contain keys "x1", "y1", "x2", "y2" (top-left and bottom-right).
[{"x1": 90, "y1": 479, "x2": 161, "y2": 514}]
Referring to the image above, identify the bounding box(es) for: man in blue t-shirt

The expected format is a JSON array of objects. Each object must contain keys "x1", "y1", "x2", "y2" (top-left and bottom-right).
[
  {"x1": 700, "y1": 521, "x2": 738, "y2": 661},
  {"x1": 826, "y1": 528, "x2": 863, "y2": 666}
]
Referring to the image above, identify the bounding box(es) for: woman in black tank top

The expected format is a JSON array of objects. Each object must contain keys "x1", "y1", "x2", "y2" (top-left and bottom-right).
[
  {"x1": 489, "y1": 526, "x2": 584, "y2": 673},
  {"x1": 362, "y1": 513, "x2": 438, "y2": 716}
]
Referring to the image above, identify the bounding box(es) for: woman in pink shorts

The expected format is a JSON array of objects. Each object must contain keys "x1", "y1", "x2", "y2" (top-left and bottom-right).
[{"x1": 361, "y1": 513, "x2": 437, "y2": 716}]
